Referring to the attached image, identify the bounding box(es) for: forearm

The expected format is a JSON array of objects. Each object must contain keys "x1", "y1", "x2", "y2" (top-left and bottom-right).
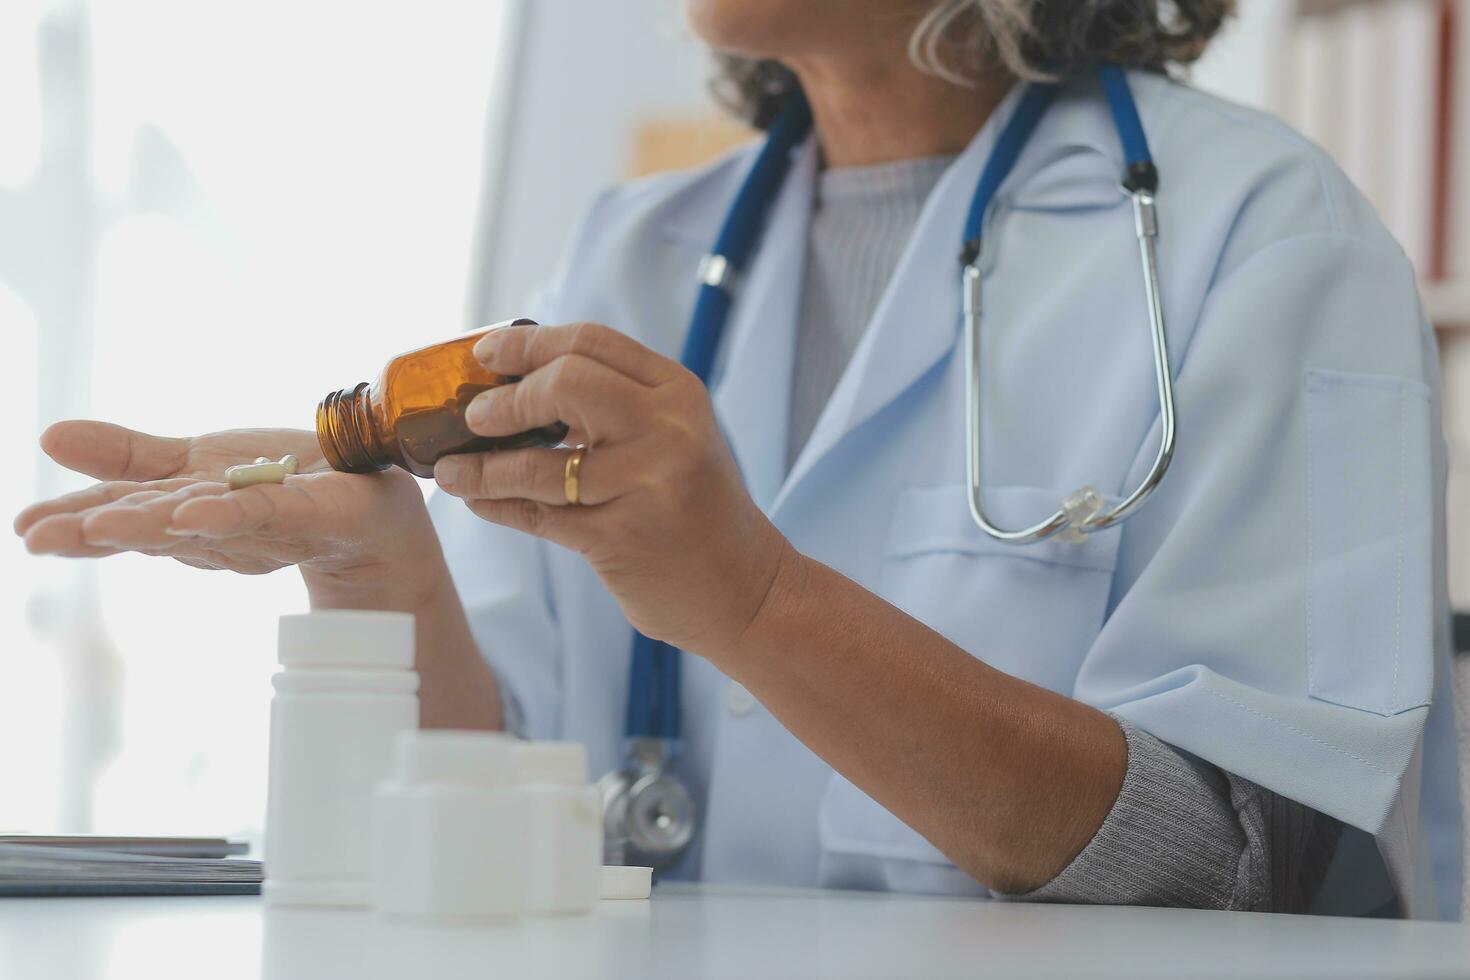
[
  {"x1": 302, "y1": 540, "x2": 504, "y2": 732},
  {"x1": 708, "y1": 546, "x2": 1126, "y2": 894}
]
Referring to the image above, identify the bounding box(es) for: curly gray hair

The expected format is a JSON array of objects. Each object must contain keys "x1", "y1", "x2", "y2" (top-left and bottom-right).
[{"x1": 711, "y1": 0, "x2": 1235, "y2": 128}]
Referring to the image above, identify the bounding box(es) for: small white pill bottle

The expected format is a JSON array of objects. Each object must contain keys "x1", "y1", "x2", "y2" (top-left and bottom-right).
[
  {"x1": 264, "y1": 611, "x2": 418, "y2": 907},
  {"x1": 371, "y1": 730, "x2": 531, "y2": 919},
  {"x1": 511, "y1": 742, "x2": 602, "y2": 913}
]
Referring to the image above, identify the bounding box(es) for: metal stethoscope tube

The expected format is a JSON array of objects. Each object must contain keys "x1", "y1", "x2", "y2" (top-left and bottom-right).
[{"x1": 965, "y1": 186, "x2": 1178, "y2": 544}]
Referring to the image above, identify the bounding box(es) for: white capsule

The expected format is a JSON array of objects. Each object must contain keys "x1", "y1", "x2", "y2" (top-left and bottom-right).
[
  {"x1": 225, "y1": 460, "x2": 290, "y2": 489},
  {"x1": 280, "y1": 454, "x2": 299, "y2": 475}
]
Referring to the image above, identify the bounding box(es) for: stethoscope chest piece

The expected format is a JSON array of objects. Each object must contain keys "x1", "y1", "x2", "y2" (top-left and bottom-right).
[{"x1": 599, "y1": 736, "x2": 696, "y2": 871}]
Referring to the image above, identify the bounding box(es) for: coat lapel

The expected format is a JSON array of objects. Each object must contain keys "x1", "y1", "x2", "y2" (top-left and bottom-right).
[
  {"x1": 771, "y1": 88, "x2": 1019, "y2": 515},
  {"x1": 655, "y1": 74, "x2": 1138, "y2": 518},
  {"x1": 772, "y1": 77, "x2": 1129, "y2": 517},
  {"x1": 706, "y1": 139, "x2": 818, "y2": 512}
]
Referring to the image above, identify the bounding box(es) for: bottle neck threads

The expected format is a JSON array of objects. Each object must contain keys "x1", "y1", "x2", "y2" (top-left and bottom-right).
[{"x1": 317, "y1": 383, "x2": 391, "y2": 473}]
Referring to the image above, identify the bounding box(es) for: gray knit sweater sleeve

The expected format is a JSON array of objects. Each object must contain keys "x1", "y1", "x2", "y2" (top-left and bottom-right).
[{"x1": 1007, "y1": 718, "x2": 1343, "y2": 912}]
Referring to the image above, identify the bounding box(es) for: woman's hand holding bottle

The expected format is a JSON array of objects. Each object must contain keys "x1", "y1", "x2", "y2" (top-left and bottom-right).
[{"x1": 430, "y1": 321, "x2": 794, "y2": 662}]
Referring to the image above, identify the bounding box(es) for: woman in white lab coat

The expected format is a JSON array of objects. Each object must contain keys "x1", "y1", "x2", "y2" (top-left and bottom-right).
[{"x1": 16, "y1": 1, "x2": 1462, "y2": 918}]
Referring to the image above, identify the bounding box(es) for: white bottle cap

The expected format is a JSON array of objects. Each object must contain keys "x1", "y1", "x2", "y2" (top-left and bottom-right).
[
  {"x1": 278, "y1": 611, "x2": 414, "y2": 670},
  {"x1": 600, "y1": 865, "x2": 652, "y2": 900},
  {"x1": 511, "y1": 742, "x2": 588, "y2": 786},
  {"x1": 393, "y1": 730, "x2": 515, "y2": 786}
]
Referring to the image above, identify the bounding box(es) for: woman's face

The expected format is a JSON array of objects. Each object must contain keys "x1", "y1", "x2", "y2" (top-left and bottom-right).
[{"x1": 685, "y1": 0, "x2": 931, "y2": 61}]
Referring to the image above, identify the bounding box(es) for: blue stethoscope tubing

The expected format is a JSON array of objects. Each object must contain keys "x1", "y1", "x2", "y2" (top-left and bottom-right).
[
  {"x1": 623, "y1": 91, "x2": 814, "y2": 741},
  {"x1": 625, "y1": 67, "x2": 1174, "y2": 745}
]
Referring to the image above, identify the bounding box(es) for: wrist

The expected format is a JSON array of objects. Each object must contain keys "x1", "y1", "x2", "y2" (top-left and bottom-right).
[
  {"x1": 302, "y1": 536, "x2": 450, "y2": 614},
  {"x1": 710, "y1": 540, "x2": 813, "y2": 672}
]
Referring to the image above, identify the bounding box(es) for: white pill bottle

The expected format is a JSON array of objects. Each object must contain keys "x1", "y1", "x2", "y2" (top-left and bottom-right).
[
  {"x1": 371, "y1": 730, "x2": 531, "y2": 919},
  {"x1": 512, "y1": 742, "x2": 602, "y2": 913},
  {"x1": 264, "y1": 611, "x2": 418, "y2": 907}
]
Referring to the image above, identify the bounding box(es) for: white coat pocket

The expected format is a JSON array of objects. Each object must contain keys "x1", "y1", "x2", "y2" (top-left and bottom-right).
[
  {"x1": 815, "y1": 484, "x2": 1123, "y2": 895},
  {"x1": 1304, "y1": 369, "x2": 1434, "y2": 716},
  {"x1": 878, "y1": 483, "x2": 1122, "y2": 690}
]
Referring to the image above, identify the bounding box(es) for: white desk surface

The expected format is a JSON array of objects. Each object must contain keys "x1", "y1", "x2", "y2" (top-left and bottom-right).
[{"x1": 1, "y1": 883, "x2": 1467, "y2": 980}]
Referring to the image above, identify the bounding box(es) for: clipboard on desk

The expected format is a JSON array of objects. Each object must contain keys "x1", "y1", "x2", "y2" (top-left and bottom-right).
[{"x1": 0, "y1": 840, "x2": 262, "y2": 897}]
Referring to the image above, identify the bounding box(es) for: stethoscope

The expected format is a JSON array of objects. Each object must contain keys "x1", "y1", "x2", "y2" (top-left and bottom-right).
[{"x1": 598, "y1": 67, "x2": 1176, "y2": 871}]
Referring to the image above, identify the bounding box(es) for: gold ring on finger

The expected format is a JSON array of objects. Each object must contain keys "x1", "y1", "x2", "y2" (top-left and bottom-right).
[{"x1": 564, "y1": 445, "x2": 588, "y2": 506}]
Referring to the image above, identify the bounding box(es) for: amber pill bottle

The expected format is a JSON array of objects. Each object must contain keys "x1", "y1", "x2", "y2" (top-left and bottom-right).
[{"x1": 316, "y1": 318, "x2": 568, "y2": 478}]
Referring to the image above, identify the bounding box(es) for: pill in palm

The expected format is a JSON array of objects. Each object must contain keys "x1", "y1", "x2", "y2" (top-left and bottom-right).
[
  {"x1": 225, "y1": 462, "x2": 288, "y2": 489},
  {"x1": 225, "y1": 455, "x2": 300, "y2": 489}
]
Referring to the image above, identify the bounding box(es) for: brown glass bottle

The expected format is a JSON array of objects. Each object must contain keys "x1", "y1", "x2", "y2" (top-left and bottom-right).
[{"x1": 317, "y1": 318, "x2": 568, "y2": 478}]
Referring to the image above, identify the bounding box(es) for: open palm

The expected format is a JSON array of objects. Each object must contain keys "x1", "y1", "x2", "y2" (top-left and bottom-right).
[{"x1": 14, "y1": 421, "x2": 429, "y2": 577}]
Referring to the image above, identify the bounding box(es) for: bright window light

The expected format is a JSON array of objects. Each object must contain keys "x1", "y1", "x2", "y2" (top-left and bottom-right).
[
  {"x1": 1, "y1": 0, "x2": 512, "y2": 850},
  {"x1": 0, "y1": 1, "x2": 42, "y2": 187}
]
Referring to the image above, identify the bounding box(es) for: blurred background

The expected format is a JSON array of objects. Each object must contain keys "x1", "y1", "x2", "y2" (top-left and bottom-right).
[{"x1": 2, "y1": 0, "x2": 1467, "y2": 852}]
